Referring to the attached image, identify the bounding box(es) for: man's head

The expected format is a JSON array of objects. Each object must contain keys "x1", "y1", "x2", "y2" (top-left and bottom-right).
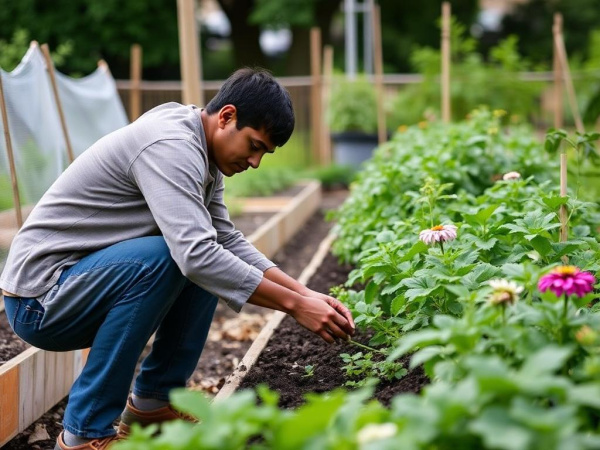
[{"x1": 204, "y1": 68, "x2": 295, "y2": 176}]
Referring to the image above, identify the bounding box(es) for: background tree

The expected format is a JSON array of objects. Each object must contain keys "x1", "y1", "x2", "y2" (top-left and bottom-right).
[
  {"x1": 378, "y1": 0, "x2": 478, "y2": 72},
  {"x1": 500, "y1": 0, "x2": 600, "y2": 67},
  {"x1": 0, "y1": 0, "x2": 180, "y2": 79}
]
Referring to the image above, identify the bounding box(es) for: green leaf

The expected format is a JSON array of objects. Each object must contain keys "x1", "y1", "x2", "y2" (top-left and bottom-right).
[
  {"x1": 390, "y1": 294, "x2": 406, "y2": 316},
  {"x1": 529, "y1": 235, "x2": 553, "y2": 257},
  {"x1": 403, "y1": 276, "x2": 438, "y2": 301},
  {"x1": 463, "y1": 204, "x2": 500, "y2": 227},
  {"x1": 400, "y1": 240, "x2": 429, "y2": 262},
  {"x1": 169, "y1": 388, "x2": 210, "y2": 420},
  {"x1": 409, "y1": 345, "x2": 445, "y2": 368},
  {"x1": 432, "y1": 314, "x2": 456, "y2": 329},
  {"x1": 520, "y1": 345, "x2": 572, "y2": 376},
  {"x1": 444, "y1": 284, "x2": 470, "y2": 299},
  {"x1": 388, "y1": 329, "x2": 445, "y2": 361},
  {"x1": 274, "y1": 393, "x2": 346, "y2": 449},
  {"x1": 542, "y1": 195, "x2": 569, "y2": 210},
  {"x1": 364, "y1": 281, "x2": 378, "y2": 304},
  {"x1": 572, "y1": 225, "x2": 591, "y2": 237},
  {"x1": 569, "y1": 383, "x2": 600, "y2": 409},
  {"x1": 473, "y1": 237, "x2": 498, "y2": 251},
  {"x1": 470, "y1": 406, "x2": 532, "y2": 450},
  {"x1": 376, "y1": 229, "x2": 396, "y2": 243}
]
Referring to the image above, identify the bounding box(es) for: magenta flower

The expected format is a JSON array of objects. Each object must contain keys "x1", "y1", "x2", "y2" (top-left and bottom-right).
[
  {"x1": 538, "y1": 266, "x2": 595, "y2": 298},
  {"x1": 419, "y1": 224, "x2": 457, "y2": 245}
]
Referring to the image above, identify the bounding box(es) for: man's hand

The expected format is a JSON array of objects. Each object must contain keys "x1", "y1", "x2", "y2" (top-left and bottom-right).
[
  {"x1": 290, "y1": 292, "x2": 355, "y2": 344},
  {"x1": 248, "y1": 272, "x2": 356, "y2": 344}
]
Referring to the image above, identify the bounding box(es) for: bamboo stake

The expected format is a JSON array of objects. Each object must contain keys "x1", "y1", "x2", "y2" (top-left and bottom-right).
[
  {"x1": 441, "y1": 2, "x2": 451, "y2": 123},
  {"x1": 553, "y1": 21, "x2": 584, "y2": 133},
  {"x1": 372, "y1": 3, "x2": 386, "y2": 145},
  {"x1": 310, "y1": 27, "x2": 322, "y2": 166},
  {"x1": 553, "y1": 13, "x2": 563, "y2": 129},
  {"x1": 552, "y1": 15, "x2": 568, "y2": 242},
  {"x1": 177, "y1": 0, "x2": 203, "y2": 106},
  {"x1": 553, "y1": 15, "x2": 586, "y2": 243},
  {"x1": 560, "y1": 151, "x2": 568, "y2": 243},
  {"x1": 321, "y1": 45, "x2": 334, "y2": 165},
  {"x1": 0, "y1": 72, "x2": 23, "y2": 228},
  {"x1": 129, "y1": 44, "x2": 142, "y2": 122},
  {"x1": 41, "y1": 43, "x2": 75, "y2": 164}
]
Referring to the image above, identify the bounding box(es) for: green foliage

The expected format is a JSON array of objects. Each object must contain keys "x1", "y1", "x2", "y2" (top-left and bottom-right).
[
  {"x1": 327, "y1": 76, "x2": 378, "y2": 134},
  {"x1": 340, "y1": 351, "x2": 406, "y2": 387},
  {"x1": 0, "y1": 0, "x2": 180, "y2": 78},
  {"x1": 501, "y1": 0, "x2": 600, "y2": 68},
  {"x1": 305, "y1": 164, "x2": 356, "y2": 190},
  {"x1": 0, "y1": 174, "x2": 14, "y2": 211},
  {"x1": 388, "y1": 21, "x2": 542, "y2": 126},
  {"x1": 0, "y1": 29, "x2": 72, "y2": 72},
  {"x1": 377, "y1": 0, "x2": 478, "y2": 73},
  {"x1": 224, "y1": 167, "x2": 297, "y2": 198},
  {"x1": 331, "y1": 108, "x2": 553, "y2": 263},
  {"x1": 249, "y1": 0, "x2": 317, "y2": 28},
  {"x1": 113, "y1": 115, "x2": 600, "y2": 450}
]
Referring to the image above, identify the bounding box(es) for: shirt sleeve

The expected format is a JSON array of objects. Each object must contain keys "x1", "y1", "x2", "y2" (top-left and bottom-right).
[
  {"x1": 128, "y1": 139, "x2": 262, "y2": 312},
  {"x1": 207, "y1": 176, "x2": 277, "y2": 272}
]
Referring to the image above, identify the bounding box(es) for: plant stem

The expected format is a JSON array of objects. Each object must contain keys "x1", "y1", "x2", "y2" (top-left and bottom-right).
[
  {"x1": 439, "y1": 241, "x2": 445, "y2": 255},
  {"x1": 561, "y1": 294, "x2": 569, "y2": 345},
  {"x1": 347, "y1": 339, "x2": 386, "y2": 355}
]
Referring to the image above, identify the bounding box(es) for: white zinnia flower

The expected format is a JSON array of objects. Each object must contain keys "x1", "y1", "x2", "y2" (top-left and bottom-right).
[
  {"x1": 502, "y1": 171, "x2": 521, "y2": 181},
  {"x1": 488, "y1": 278, "x2": 524, "y2": 305},
  {"x1": 357, "y1": 423, "x2": 398, "y2": 444},
  {"x1": 418, "y1": 224, "x2": 457, "y2": 245}
]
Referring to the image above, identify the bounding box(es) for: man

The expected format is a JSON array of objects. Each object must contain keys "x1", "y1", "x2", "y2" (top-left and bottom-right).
[{"x1": 0, "y1": 68, "x2": 355, "y2": 449}]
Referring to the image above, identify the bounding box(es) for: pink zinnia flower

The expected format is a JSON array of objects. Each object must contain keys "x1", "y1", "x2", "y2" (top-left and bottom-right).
[
  {"x1": 538, "y1": 266, "x2": 595, "y2": 298},
  {"x1": 502, "y1": 171, "x2": 521, "y2": 181},
  {"x1": 488, "y1": 279, "x2": 523, "y2": 306},
  {"x1": 419, "y1": 224, "x2": 457, "y2": 245}
]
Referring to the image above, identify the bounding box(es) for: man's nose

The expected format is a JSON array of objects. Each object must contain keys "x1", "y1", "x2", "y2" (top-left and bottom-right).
[{"x1": 248, "y1": 153, "x2": 262, "y2": 169}]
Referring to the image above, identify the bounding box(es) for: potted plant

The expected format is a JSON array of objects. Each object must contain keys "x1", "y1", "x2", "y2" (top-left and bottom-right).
[{"x1": 327, "y1": 76, "x2": 379, "y2": 168}]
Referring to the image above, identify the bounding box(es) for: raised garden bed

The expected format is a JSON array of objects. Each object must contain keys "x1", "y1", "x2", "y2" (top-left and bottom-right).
[{"x1": 0, "y1": 180, "x2": 322, "y2": 447}]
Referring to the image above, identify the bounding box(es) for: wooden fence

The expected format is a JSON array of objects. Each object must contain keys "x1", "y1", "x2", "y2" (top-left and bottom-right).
[{"x1": 114, "y1": 71, "x2": 595, "y2": 167}]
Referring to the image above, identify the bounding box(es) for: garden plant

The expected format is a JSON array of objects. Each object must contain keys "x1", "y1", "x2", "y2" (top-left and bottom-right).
[{"x1": 113, "y1": 109, "x2": 600, "y2": 449}]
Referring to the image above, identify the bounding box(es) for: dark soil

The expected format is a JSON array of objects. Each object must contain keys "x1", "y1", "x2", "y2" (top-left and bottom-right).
[
  {"x1": 2, "y1": 190, "x2": 346, "y2": 450},
  {"x1": 238, "y1": 251, "x2": 429, "y2": 408},
  {"x1": 232, "y1": 212, "x2": 274, "y2": 237},
  {"x1": 187, "y1": 208, "x2": 337, "y2": 391}
]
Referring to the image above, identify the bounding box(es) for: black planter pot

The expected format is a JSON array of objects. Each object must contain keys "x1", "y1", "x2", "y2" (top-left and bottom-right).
[{"x1": 331, "y1": 131, "x2": 379, "y2": 168}]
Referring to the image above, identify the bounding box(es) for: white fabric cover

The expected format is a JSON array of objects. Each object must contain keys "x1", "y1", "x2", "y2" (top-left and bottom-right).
[{"x1": 0, "y1": 45, "x2": 128, "y2": 207}]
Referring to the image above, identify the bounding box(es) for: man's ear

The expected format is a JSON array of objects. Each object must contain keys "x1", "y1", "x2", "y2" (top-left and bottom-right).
[{"x1": 217, "y1": 105, "x2": 237, "y2": 129}]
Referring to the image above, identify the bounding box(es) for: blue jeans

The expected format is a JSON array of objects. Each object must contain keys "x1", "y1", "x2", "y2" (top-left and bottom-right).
[{"x1": 4, "y1": 236, "x2": 218, "y2": 438}]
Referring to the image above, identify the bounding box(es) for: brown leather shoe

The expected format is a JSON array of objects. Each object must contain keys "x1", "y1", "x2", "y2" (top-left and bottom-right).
[
  {"x1": 54, "y1": 431, "x2": 122, "y2": 449},
  {"x1": 117, "y1": 396, "x2": 198, "y2": 435}
]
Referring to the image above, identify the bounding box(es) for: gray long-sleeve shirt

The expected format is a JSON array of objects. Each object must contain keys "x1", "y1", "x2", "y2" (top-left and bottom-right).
[{"x1": 0, "y1": 102, "x2": 275, "y2": 312}]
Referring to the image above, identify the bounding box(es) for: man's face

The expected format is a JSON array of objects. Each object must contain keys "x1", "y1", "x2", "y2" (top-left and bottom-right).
[{"x1": 211, "y1": 105, "x2": 276, "y2": 177}]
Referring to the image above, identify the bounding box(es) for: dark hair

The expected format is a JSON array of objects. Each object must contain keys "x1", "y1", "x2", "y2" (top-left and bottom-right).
[{"x1": 205, "y1": 68, "x2": 295, "y2": 147}]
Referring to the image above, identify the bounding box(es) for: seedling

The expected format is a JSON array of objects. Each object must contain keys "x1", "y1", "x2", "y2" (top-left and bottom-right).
[{"x1": 302, "y1": 364, "x2": 315, "y2": 378}]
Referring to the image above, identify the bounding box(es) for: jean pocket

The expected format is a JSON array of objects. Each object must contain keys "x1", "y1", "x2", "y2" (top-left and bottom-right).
[{"x1": 15, "y1": 299, "x2": 45, "y2": 325}]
